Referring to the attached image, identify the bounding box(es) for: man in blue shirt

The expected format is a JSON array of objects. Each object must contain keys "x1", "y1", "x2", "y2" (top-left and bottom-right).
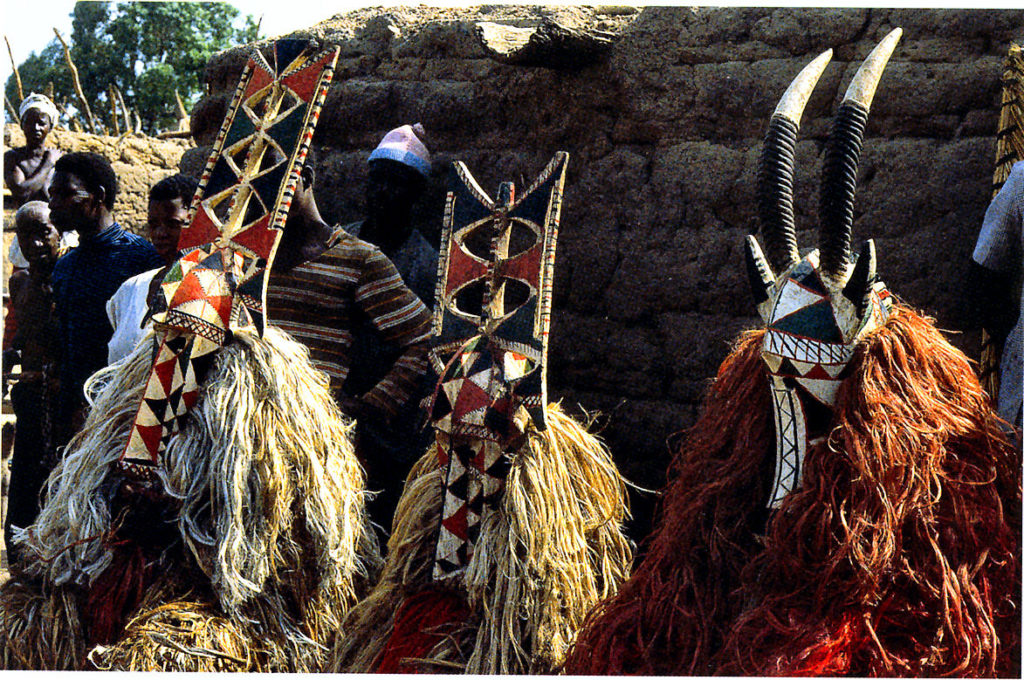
[{"x1": 48, "y1": 152, "x2": 164, "y2": 449}]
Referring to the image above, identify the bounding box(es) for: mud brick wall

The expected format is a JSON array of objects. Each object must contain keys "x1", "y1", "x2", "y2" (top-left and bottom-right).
[{"x1": 192, "y1": 6, "x2": 1024, "y2": 533}]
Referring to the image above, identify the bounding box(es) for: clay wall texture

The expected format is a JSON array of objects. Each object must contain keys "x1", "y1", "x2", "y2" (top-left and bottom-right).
[
  {"x1": 193, "y1": 6, "x2": 1024, "y2": 525},
  {"x1": 4, "y1": 125, "x2": 190, "y2": 233}
]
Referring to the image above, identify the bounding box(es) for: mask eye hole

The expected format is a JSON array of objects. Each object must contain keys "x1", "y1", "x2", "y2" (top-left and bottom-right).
[
  {"x1": 459, "y1": 221, "x2": 493, "y2": 260},
  {"x1": 492, "y1": 278, "x2": 532, "y2": 317},
  {"x1": 504, "y1": 218, "x2": 540, "y2": 258},
  {"x1": 453, "y1": 279, "x2": 487, "y2": 317}
]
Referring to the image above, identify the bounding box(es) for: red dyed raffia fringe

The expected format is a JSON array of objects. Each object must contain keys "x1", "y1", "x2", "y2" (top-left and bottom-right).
[
  {"x1": 373, "y1": 589, "x2": 469, "y2": 673},
  {"x1": 563, "y1": 305, "x2": 1021, "y2": 677}
]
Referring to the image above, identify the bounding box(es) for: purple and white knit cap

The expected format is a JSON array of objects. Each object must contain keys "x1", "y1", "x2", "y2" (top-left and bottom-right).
[{"x1": 368, "y1": 123, "x2": 431, "y2": 177}]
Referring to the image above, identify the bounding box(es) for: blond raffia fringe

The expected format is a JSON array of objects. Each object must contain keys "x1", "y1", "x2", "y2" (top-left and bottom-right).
[
  {"x1": 5, "y1": 326, "x2": 380, "y2": 670},
  {"x1": 0, "y1": 579, "x2": 86, "y2": 669},
  {"x1": 331, "y1": 402, "x2": 633, "y2": 673}
]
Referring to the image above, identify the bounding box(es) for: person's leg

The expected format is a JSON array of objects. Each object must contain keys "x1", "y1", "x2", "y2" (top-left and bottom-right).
[{"x1": 5, "y1": 380, "x2": 48, "y2": 565}]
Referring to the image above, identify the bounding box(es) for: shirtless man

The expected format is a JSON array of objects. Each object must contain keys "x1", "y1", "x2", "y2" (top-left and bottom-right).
[
  {"x1": 4, "y1": 202, "x2": 61, "y2": 565},
  {"x1": 4, "y1": 94, "x2": 62, "y2": 206}
]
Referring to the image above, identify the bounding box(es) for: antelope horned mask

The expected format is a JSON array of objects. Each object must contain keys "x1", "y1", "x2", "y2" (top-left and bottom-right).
[{"x1": 746, "y1": 29, "x2": 900, "y2": 508}]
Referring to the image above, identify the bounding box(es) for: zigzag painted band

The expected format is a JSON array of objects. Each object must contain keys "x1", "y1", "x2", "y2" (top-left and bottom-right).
[{"x1": 763, "y1": 327, "x2": 854, "y2": 365}]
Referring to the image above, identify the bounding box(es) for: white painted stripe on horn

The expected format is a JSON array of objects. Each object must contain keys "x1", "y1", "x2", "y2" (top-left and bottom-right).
[
  {"x1": 773, "y1": 49, "x2": 833, "y2": 123},
  {"x1": 842, "y1": 28, "x2": 902, "y2": 109}
]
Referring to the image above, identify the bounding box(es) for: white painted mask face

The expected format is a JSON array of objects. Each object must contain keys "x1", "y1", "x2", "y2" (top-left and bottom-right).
[
  {"x1": 746, "y1": 29, "x2": 901, "y2": 508},
  {"x1": 749, "y1": 245, "x2": 892, "y2": 507}
]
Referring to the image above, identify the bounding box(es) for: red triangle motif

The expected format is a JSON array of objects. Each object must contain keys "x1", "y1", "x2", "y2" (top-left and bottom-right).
[
  {"x1": 441, "y1": 504, "x2": 469, "y2": 540},
  {"x1": 452, "y1": 380, "x2": 490, "y2": 420},
  {"x1": 230, "y1": 215, "x2": 278, "y2": 260},
  {"x1": 804, "y1": 364, "x2": 836, "y2": 380},
  {"x1": 206, "y1": 295, "x2": 235, "y2": 327},
  {"x1": 153, "y1": 356, "x2": 179, "y2": 394},
  {"x1": 169, "y1": 271, "x2": 211, "y2": 309},
  {"x1": 495, "y1": 244, "x2": 543, "y2": 287},
  {"x1": 445, "y1": 247, "x2": 489, "y2": 299},
  {"x1": 178, "y1": 205, "x2": 222, "y2": 251},
  {"x1": 281, "y1": 50, "x2": 333, "y2": 102},
  {"x1": 244, "y1": 62, "x2": 273, "y2": 101},
  {"x1": 135, "y1": 424, "x2": 165, "y2": 462},
  {"x1": 182, "y1": 388, "x2": 200, "y2": 412}
]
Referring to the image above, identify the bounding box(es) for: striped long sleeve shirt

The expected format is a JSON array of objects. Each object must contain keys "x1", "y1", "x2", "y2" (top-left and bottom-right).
[{"x1": 266, "y1": 227, "x2": 432, "y2": 418}]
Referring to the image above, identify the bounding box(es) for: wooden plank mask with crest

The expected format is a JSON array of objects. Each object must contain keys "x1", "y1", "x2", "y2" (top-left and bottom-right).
[
  {"x1": 119, "y1": 40, "x2": 339, "y2": 476},
  {"x1": 427, "y1": 152, "x2": 568, "y2": 580}
]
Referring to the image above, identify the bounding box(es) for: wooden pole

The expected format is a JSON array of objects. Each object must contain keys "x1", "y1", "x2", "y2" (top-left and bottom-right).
[
  {"x1": 53, "y1": 27, "x2": 96, "y2": 133},
  {"x1": 55, "y1": 100, "x2": 81, "y2": 132},
  {"x1": 174, "y1": 88, "x2": 189, "y2": 131},
  {"x1": 156, "y1": 130, "x2": 194, "y2": 139},
  {"x1": 113, "y1": 85, "x2": 131, "y2": 133},
  {"x1": 4, "y1": 94, "x2": 20, "y2": 125},
  {"x1": 108, "y1": 85, "x2": 120, "y2": 135},
  {"x1": 4, "y1": 35, "x2": 24, "y2": 101}
]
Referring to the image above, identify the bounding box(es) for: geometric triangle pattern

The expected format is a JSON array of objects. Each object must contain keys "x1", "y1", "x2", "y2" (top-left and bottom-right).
[
  {"x1": 119, "y1": 39, "x2": 340, "y2": 471},
  {"x1": 432, "y1": 433, "x2": 511, "y2": 581},
  {"x1": 756, "y1": 247, "x2": 892, "y2": 508},
  {"x1": 771, "y1": 298, "x2": 843, "y2": 344},
  {"x1": 121, "y1": 330, "x2": 218, "y2": 469},
  {"x1": 426, "y1": 152, "x2": 569, "y2": 581}
]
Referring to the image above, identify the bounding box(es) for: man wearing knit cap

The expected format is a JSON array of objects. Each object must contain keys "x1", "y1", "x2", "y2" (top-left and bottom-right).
[
  {"x1": 345, "y1": 123, "x2": 438, "y2": 305},
  {"x1": 344, "y1": 123, "x2": 439, "y2": 535}
]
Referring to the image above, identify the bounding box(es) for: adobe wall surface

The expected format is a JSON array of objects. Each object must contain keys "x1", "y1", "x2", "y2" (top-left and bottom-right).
[{"x1": 192, "y1": 6, "x2": 1024, "y2": 522}]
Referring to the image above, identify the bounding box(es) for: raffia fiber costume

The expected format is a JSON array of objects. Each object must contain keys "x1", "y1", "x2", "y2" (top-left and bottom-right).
[
  {"x1": 564, "y1": 30, "x2": 1022, "y2": 677},
  {"x1": 0, "y1": 328, "x2": 379, "y2": 670},
  {"x1": 0, "y1": 39, "x2": 382, "y2": 670},
  {"x1": 330, "y1": 153, "x2": 633, "y2": 674}
]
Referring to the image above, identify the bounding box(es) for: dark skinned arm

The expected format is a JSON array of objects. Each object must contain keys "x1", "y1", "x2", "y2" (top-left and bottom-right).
[{"x1": 3, "y1": 148, "x2": 59, "y2": 202}]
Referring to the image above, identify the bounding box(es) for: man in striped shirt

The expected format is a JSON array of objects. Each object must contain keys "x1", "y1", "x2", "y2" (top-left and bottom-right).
[{"x1": 267, "y1": 151, "x2": 433, "y2": 533}]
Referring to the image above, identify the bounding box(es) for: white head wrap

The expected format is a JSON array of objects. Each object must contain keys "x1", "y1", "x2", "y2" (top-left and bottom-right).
[{"x1": 18, "y1": 93, "x2": 59, "y2": 125}]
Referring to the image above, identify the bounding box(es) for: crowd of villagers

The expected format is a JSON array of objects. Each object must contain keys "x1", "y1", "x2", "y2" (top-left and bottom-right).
[{"x1": 0, "y1": 29, "x2": 1020, "y2": 676}]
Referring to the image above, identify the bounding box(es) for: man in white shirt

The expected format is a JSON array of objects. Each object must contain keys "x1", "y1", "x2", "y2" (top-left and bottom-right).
[{"x1": 105, "y1": 174, "x2": 196, "y2": 363}]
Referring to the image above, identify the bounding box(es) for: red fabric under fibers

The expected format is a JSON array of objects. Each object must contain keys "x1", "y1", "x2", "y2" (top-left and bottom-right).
[
  {"x1": 373, "y1": 589, "x2": 470, "y2": 673},
  {"x1": 82, "y1": 542, "x2": 154, "y2": 647}
]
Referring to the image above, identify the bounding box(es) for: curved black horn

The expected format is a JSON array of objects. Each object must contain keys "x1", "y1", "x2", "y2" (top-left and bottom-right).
[
  {"x1": 819, "y1": 28, "x2": 901, "y2": 278},
  {"x1": 758, "y1": 50, "x2": 832, "y2": 272}
]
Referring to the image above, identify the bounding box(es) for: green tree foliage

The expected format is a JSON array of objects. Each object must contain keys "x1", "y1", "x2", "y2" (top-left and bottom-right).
[{"x1": 6, "y1": 2, "x2": 258, "y2": 134}]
